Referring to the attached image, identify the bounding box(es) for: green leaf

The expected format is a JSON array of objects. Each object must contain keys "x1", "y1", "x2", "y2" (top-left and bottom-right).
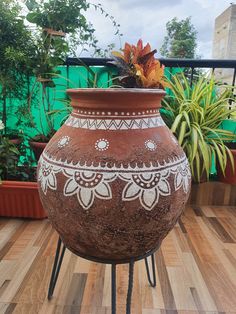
[
  {"x1": 171, "y1": 113, "x2": 183, "y2": 133},
  {"x1": 26, "y1": 12, "x2": 39, "y2": 23}
]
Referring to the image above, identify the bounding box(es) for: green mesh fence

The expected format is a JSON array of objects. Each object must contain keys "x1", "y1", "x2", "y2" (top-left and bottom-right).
[
  {"x1": 4, "y1": 65, "x2": 115, "y2": 138},
  {"x1": 2, "y1": 65, "x2": 236, "y2": 141}
]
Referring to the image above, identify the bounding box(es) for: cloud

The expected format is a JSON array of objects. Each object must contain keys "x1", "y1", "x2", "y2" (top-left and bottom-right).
[
  {"x1": 115, "y1": 0, "x2": 182, "y2": 9},
  {"x1": 82, "y1": 0, "x2": 231, "y2": 58}
]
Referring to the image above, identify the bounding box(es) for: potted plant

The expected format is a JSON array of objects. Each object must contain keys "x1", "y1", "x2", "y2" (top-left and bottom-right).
[
  {"x1": 37, "y1": 40, "x2": 191, "y2": 261},
  {"x1": 0, "y1": 120, "x2": 46, "y2": 218},
  {"x1": 216, "y1": 120, "x2": 236, "y2": 184},
  {"x1": 161, "y1": 72, "x2": 236, "y2": 182},
  {"x1": 24, "y1": 0, "x2": 122, "y2": 160}
]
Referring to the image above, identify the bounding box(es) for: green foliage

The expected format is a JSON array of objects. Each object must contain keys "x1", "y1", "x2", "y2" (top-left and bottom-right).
[
  {"x1": 21, "y1": 0, "x2": 122, "y2": 140},
  {"x1": 161, "y1": 73, "x2": 236, "y2": 182},
  {"x1": 0, "y1": 0, "x2": 36, "y2": 86},
  {"x1": 0, "y1": 136, "x2": 19, "y2": 181},
  {"x1": 0, "y1": 0, "x2": 36, "y2": 128},
  {"x1": 26, "y1": 0, "x2": 90, "y2": 33},
  {"x1": 160, "y1": 17, "x2": 197, "y2": 58}
]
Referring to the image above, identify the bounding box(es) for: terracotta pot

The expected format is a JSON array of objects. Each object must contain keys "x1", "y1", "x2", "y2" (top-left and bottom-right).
[
  {"x1": 217, "y1": 148, "x2": 236, "y2": 184},
  {"x1": 30, "y1": 141, "x2": 47, "y2": 161},
  {"x1": 0, "y1": 181, "x2": 47, "y2": 219},
  {"x1": 9, "y1": 138, "x2": 22, "y2": 146},
  {"x1": 37, "y1": 88, "x2": 191, "y2": 261}
]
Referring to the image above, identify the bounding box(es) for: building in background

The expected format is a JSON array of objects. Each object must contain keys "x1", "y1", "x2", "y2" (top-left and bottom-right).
[{"x1": 212, "y1": 4, "x2": 236, "y2": 83}]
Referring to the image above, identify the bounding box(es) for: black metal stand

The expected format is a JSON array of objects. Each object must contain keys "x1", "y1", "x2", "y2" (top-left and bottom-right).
[
  {"x1": 145, "y1": 253, "x2": 156, "y2": 287},
  {"x1": 48, "y1": 237, "x2": 66, "y2": 300},
  {"x1": 48, "y1": 237, "x2": 157, "y2": 313}
]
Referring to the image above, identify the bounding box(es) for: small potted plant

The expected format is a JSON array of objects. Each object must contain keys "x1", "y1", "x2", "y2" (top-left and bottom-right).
[
  {"x1": 216, "y1": 119, "x2": 236, "y2": 184},
  {"x1": 0, "y1": 120, "x2": 46, "y2": 218}
]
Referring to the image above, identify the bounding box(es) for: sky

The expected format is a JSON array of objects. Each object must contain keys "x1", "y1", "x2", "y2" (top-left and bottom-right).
[{"x1": 84, "y1": 0, "x2": 232, "y2": 58}]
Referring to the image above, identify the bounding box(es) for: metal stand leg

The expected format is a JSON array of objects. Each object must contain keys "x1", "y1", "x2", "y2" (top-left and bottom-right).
[
  {"x1": 126, "y1": 261, "x2": 134, "y2": 314},
  {"x1": 48, "y1": 237, "x2": 66, "y2": 300},
  {"x1": 144, "y1": 253, "x2": 156, "y2": 287},
  {"x1": 48, "y1": 236, "x2": 158, "y2": 313},
  {"x1": 111, "y1": 264, "x2": 116, "y2": 314}
]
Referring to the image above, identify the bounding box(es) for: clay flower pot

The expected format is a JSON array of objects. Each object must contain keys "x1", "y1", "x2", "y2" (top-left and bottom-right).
[
  {"x1": 217, "y1": 146, "x2": 236, "y2": 184},
  {"x1": 0, "y1": 181, "x2": 46, "y2": 219},
  {"x1": 30, "y1": 141, "x2": 47, "y2": 161},
  {"x1": 37, "y1": 88, "x2": 191, "y2": 261}
]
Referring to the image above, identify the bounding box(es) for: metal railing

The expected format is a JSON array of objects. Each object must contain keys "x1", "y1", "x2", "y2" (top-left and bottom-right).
[{"x1": 65, "y1": 57, "x2": 236, "y2": 87}]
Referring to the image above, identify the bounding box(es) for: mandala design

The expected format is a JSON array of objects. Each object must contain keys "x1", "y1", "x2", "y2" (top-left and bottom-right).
[
  {"x1": 38, "y1": 152, "x2": 191, "y2": 211},
  {"x1": 63, "y1": 169, "x2": 116, "y2": 209},
  {"x1": 145, "y1": 140, "x2": 157, "y2": 151},
  {"x1": 120, "y1": 171, "x2": 170, "y2": 210},
  {"x1": 95, "y1": 139, "x2": 109, "y2": 151},
  {"x1": 174, "y1": 163, "x2": 191, "y2": 193},
  {"x1": 37, "y1": 160, "x2": 61, "y2": 194},
  {"x1": 58, "y1": 136, "x2": 70, "y2": 148}
]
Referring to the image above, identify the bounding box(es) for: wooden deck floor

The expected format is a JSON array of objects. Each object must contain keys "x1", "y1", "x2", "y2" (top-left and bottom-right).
[{"x1": 1, "y1": 199, "x2": 236, "y2": 313}]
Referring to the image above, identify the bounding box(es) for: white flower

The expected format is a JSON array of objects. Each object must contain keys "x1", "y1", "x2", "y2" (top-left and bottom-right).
[
  {"x1": 120, "y1": 170, "x2": 171, "y2": 211},
  {"x1": 174, "y1": 164, "x2": 191, "y2": 193},
  {"x1": 38, "y1": 159, "x2": 60, "y2": 194},
  {"x1": 0, "y1": 120, "x2": 4, "y2": 130},
  {"x1": 63, "y1": 169, "x2": 117, "y2": 210}
]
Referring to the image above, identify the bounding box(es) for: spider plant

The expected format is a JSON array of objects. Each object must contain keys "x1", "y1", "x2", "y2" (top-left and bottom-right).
[{"x1": 161, "y1": 72, "x2": 236, "y2": 182}]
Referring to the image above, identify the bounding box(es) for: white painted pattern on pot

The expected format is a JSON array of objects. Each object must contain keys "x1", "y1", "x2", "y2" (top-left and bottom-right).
[
  {"x1": 145, "y1": 140, "x2": 157, "y2": 151},
  {"x1": 95, "y1": 139, "x2": 109, "y2": 151},
  {"x1": 58, "y1": 136, "x2": 70, "y2": 148},
  {"x1": 38, "y1": 152, "x2": 191, "y2": 211},
  {"x1": 64, "y1": 114, "x2": 165, "y2": 130},
  {"x1": 76, "y1": 109, "x2": 159, "y2": 116}
]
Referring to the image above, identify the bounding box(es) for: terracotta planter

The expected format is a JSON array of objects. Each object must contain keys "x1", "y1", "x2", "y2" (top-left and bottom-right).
[
  {"x1": 37, "y1": 89, "x2": 191, "y2": 261},
  {"x1": 9, "y1": 138, "x2": 22, "y2": 146},
  {"x1": 217, "y1": 148, "x2": 236, "y2": 184},
  {"x1": 30, "y1": 141, "x2": 47, "y2": 161},
  {"x1": 0, "y1": 181, "x2": 47, "y2": 219}
]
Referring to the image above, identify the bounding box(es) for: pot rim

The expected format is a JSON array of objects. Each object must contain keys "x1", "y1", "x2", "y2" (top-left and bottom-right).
[{"x1": 66, "y1": 87, "x2": 166, "y2": 95}]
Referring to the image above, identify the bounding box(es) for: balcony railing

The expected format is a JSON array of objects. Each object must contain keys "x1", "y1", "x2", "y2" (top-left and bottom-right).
[
  {"x1": 2, "y1": 57, "x2": 236, "y2": 138},
  {"x1": 65, "y1": 57, "x2": 236, "y2": 86}
]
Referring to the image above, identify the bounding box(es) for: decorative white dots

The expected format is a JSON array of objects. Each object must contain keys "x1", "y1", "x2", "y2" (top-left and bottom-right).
[
  {"x1": 57, "y1": 136, "x2": 70, "y2": 148},
  {"x1": 95, "y1": 139, "x2": 110, "y2": 151},
  {"x1": 76, "y1": 109, "x2": 159, "y2": 117},
  {"x1": 145, "y1": 140, "x2": 157, "y2": 151}
]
